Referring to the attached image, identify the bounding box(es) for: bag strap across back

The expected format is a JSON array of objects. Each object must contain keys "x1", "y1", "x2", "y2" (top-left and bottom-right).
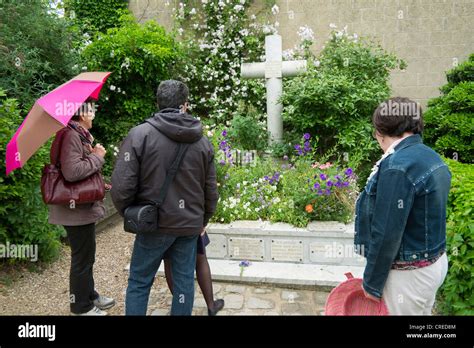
[{"x1": 145, "y1": 120, "x2": 190, "y2": 207}]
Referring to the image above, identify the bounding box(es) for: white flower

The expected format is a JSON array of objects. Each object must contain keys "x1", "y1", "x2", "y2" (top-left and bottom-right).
[
  {"x1": 14, "y1": 57, "x2": 21, "y2": 68},
  {"x1": 189, "y1": 8, "x2": 197, "y2": 15},
  {"x1": 329, "y1": 23, "x2": 337, "y2": 29},
  {"x1": 271, "y1": 4, "x2": 279, "y2": 15},
  {"x1": 297, "y1": 25, "x2": 314, "y2": 41},
  {"x1": 335, "y1": 31, "x2": 343, "y2": 39},
  {"x1": 234, "y1": 4, "x2": 244, "y2": 11},
  {"x1": 109, "y1": 85, "x2": 116, "y2": 91},
  {"x1": 314, "y1": 60, "x2": 321, "y2": 67}
]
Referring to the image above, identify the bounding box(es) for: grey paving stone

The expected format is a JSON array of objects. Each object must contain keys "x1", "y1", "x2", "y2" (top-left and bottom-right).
[
  {"x1": 223, "y1": 294, "x2": 244, "y2": 309},
  {"x1": 281, "y1": 303, "x2": 312, "y2": 315},
  {"x1": 150, "y1": 308, "x2": 169, "y2": 316},
  {"x1": 253, "y1": 287, "x2": 274, "y2": 294},
  {"x1": 247, "y1": 297, "x2": 275, "y2": 309},
  {"x1": 225, "y1": 285, "x2": 246, "y2": 294},
  {"x1": 313, "y1": 291, "x2": 330, "y2": 306}
]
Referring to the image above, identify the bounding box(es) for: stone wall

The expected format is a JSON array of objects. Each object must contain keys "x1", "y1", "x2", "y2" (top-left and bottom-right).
[{"x1": 129, "y1": 0, "x2": 474, "y2": 107}]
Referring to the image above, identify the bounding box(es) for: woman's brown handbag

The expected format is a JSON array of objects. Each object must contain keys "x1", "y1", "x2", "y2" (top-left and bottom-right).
[{"x1": 41, "y1": 128, "x2": 105, "y2": 205}]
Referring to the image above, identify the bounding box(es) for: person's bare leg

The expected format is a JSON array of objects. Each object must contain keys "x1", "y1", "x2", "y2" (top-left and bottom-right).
[{"x1": 164, "y1": 259, "x2": 173, "y2": 294}]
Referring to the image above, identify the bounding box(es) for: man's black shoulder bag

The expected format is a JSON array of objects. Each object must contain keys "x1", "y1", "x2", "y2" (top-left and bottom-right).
[{"x1": 123, "y1": 121, "x2": 189, "y2": 234}]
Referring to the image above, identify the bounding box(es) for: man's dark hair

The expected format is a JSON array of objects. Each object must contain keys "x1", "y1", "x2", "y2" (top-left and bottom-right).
[
  {"x1": 156, "y1": 80, "x2": 189, "y2": 110},
  {"x1": 372, "y1": 96, "x2": 424, "y2": 137}
]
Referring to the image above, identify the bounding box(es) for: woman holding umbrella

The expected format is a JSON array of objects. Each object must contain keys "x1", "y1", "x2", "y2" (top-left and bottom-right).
[{"x1": 47, "y1": 100, "x2": 115, "y2": 316}]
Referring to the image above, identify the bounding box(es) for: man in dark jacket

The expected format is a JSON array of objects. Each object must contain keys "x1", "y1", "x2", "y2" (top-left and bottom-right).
[{"x1": 111, "y1": 80, "x2": 218, "y2": 315}]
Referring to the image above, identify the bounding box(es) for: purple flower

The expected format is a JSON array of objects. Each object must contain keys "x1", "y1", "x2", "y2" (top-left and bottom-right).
[
  {"x1": 239, "y1": 260, "x2": 250, "y2": 267},
  {"x1": 327, "y1": 180, "x2": 333, "y2": 187},
  {"x1": 219, "y1": 160, "x2": 226, "y2": 166},
  {"x1": 335, "y1": 175, "x2": 342, "y2": 181},
  {"x1": 222, "y1": 130, "x2": 227, "y2": 137},
  {"x1": 283, "y1": 155, "x2": 289, "y2": 161},
  {"x1": 345, "y1": 168, "x2": 353, "y2": 177},
  {"x1": 264, "y1": 175, "x2": 269, "y2": 180},
  {"x1": 325, "y1": 188, "x2": 331, "y2": 195},
  {"x1": 342, "y1": 181, "x2": 349, "y2": 187},
  {"x1": 313, "y1": 182, "x2": 320, "y2": 189},
  {"x1": 335, "y1": 181, "x2": 342, "y2": 187},
  {"x1": 320, "y1": 174, "x2": 327, "y2": 181},
  {"x1": 303, "y1": 133, "x2": 311, "y2": 140},
  {"x1": 317, "y1": 190, "x2": 323, "y2": 195}
]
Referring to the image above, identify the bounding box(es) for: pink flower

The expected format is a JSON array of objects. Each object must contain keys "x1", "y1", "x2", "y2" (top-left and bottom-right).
[{"x1": 319, "y1": 162, "x2": 332, "y2": 170}]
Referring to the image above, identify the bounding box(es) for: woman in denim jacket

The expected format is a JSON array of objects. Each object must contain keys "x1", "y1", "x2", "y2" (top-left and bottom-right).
[{"x1": 355, "y1": 97, "x2": 451, "y2": 315}]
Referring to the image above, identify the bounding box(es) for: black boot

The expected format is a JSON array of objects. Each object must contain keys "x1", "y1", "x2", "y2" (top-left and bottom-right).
[{"x1": 208, "y1": 299, "x2": 225, "y2": 316}]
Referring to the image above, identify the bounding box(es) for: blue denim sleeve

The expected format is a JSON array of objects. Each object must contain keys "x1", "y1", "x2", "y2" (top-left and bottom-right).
[{"x1": 363, "y1": 168, "x2": 415, "y2": 298}]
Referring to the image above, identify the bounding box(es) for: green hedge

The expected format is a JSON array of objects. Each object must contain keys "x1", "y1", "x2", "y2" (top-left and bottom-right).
[
  {"x1": 438, "y1": 158, "x2": 474, "y2": 315},
  {"x1": 424, "y1": 54, "x2": 474, "y2": 163},
  {"x1": 0, "y1": 91, "x2": 64, "y2": 263}
]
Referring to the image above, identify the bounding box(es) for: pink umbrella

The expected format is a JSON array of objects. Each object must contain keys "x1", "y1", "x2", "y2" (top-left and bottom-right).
[{"x1": 5, "y1": 72, "x2": 111, "y2": 175}]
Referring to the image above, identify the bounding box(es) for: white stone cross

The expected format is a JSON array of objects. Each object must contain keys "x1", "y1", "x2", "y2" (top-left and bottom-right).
[{"x1": 241, "y1": 34, "x2": 307, "y2": 145}]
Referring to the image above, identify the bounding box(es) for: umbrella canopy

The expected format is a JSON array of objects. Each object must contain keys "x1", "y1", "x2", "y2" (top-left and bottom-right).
[{"x1": 5, "y1": 72, "x2": 111, "y2": 175}]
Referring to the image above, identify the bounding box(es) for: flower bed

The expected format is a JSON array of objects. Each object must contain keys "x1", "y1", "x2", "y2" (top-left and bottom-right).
[{"x1": 209, "y1": 130, "x2": 359, "y2": 227}]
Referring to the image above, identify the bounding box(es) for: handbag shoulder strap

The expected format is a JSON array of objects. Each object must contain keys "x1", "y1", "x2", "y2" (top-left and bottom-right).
[
  {"x1": 145, "y1": 120, "x2": 190, "y2": 206},
  {"x1": 51, "y1": 128, "x2": 69, "y2": 167}
]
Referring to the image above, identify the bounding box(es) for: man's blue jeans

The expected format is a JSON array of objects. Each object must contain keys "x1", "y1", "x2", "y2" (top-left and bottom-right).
[{"x1": 125, "y1": 233, "x2": 198, "y2": 316}]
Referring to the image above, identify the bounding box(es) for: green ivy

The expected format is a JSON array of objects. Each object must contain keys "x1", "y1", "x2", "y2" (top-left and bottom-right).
[{"x1": 64, "y1": 0, "x2": 129, "y2": 36}]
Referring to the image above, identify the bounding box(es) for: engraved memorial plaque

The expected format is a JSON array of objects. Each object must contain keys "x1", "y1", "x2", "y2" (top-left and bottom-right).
[
  {"x1": 228, "y1": 237, "x2": 264, "y2": 260},
  {"x1": 309, "y1": 242, "x2": 330, "y2": 263},
  {"x1": 205, "y1": 234, "x2": 227, "y2": 258},
  {"x1": 271, "y1": 239, "x2": 303, "y2": 262}
]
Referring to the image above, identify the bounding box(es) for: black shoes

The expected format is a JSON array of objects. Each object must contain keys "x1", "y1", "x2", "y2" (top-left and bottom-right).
[{"x1": 208, "y1": 299, "x2": 225, "y2": 316}]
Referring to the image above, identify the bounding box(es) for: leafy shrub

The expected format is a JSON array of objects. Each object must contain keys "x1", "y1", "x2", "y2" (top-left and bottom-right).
[
  {"x1": 437, "y1": 158, "x2": 474, "y2": 315},
  {"x1": 81, "y1": 15, "x2": 184, "y2": 176},
  {"x1": 282, "y1": 28, "x2": 405, "y2": 184},
  {"x1": 0, "y1": 0, "x2": 79, "y2": 110},
  {"x1": 227, "y1": 105, "x2": 268, "y2": 152},
  {"x1": 424, "y1": 54, "x2": 474, "y2": 163},
  {"x1": 0, "y1": 91, "x2": 64, "y2": 263}
]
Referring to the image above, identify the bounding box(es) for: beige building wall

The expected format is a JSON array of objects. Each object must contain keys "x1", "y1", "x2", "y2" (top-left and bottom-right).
[{"x1": 130, "y1": 0, "x2": 474, "y2": 107}]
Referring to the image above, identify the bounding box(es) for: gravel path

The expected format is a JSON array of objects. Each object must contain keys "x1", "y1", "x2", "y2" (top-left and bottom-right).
[
  {"x1": 0, "y1": 220, "x2": 329, "y2": 316},
  {"x1": 0, "y1": 221, "x2": 146, "y2": 315}
]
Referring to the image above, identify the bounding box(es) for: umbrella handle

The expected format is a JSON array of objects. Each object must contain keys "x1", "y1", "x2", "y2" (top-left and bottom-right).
[{"x1": 344, "y1": 272, "x2": 354, "y2": 279}]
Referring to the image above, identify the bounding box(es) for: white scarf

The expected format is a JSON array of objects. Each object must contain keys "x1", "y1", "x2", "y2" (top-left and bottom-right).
[{"x1": 366, "y1": 134, "x2": 413, "y2": 184}]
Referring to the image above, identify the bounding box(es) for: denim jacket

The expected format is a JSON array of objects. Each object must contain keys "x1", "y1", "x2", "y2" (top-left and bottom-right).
[{"x1": 354, "y1": 134, "x2": 451, "y2": 298}]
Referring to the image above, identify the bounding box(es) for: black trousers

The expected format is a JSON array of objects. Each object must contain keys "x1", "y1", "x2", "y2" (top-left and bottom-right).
[{"x1": 64, "y1": 223, "x2": 99, "y2": 314}]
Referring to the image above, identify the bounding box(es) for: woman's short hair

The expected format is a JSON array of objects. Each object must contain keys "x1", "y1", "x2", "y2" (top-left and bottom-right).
[
  {"x1": 372, "y1": 97, "x2": 424, "y2": 137},
  {"x1": 71, "y1": 99, "x2": 95, "y2": 121}
]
